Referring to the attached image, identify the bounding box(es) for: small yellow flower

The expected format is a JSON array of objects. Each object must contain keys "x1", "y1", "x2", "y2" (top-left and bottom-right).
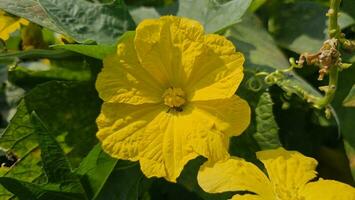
[
  {"x1": 95, "y1": 16, "x2": 250, "y2": 182},
  {"x1": 0, "y1": 10, "x2": 29, "y2": 41},
  {"x1": 198, "y1": 147, "x2": 355, "y2": 200}
]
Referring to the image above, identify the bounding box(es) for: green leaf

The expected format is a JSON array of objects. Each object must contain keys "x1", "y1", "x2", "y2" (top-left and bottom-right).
[
  {"x1": 30, "y1": 113, "x2": 78, "y2": 186},
  {"x1": 52, "y1": 45, "x2": 116, "y2": 60},
  {"x1": 227, "y1": 14, "x2": 321, "y2": 98},
  {"x1": 52, "y1": 31, "x2": 135, "y2": 59},
  {"x1": 76, "y1": 144, "x2": 149, "y2": 200},
  {"x1": 332, "y1": 65, "x2": 355, "y2": 180},
  {"x1": 253, "y1": 92, "x2": 281, "y2": 149},
  {"x1": 0, "y1": 177, "x2": 83, "y2": 200},
  {"x1": 248, "y1": 0, "x2": 266, "y2": 12},
  {"x1": 8, "y1": 59, "x2": 93, "y2": 88},
  {"x1": 177, "y1": 0, "x2": 252, "y2": 33},
  {"x1": 343, "y1": 84, "x2": 355, "y2": 107},
  {"x1": 0, "y1": 81, "x2": 101, "y2": 198},
  {"x1": 272, "y1": 2, "x2": 354, "y2": 53},
  {"x1": 0, "y1": 49, "x2": 75, "y2": 61},
  {"x1": 0, "y1": 0, "x2": 64, "y2": 34},
  {"x1": 38, "y1": 0, "x2": 136, "y2": 44},
  {"x1": 75, "y1": 145, "x2": 117, "y2": 199}
]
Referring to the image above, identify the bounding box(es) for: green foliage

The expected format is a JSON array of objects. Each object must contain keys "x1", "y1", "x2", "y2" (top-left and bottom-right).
[
  {"x1": 0, "y1": 0, "x2": 64, "y2": 34},
  {"x1": 343, "y1": 84, "x2": 355, "y2": 107},
  {"x1": 177, "y1": 0, "x2": 252, "y2": 33},
  {"x1": 270, "y1": 1, "x2": 354, "y2": 53},
  {"x1": 38, "y1": 0, "x2": 135, "y2": 44},
  {"x1": 0, "y1": 0, "x2": 355, "y2": 199},
  {"x1": 253, "y1": 92, "x2": 281, "y2": 149}
]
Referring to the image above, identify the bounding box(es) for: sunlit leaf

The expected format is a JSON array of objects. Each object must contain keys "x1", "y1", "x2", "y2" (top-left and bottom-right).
[
  {"x1": 38, "y1": 0, "x2": 136, "y2": 44},
  {"x1": 343, "y1": 84, "x2": 355, "y2": 107},
  {"x1": 177, "y1": 0, "x2": 252, "y2": 33},
  {"x1": 253, "y1": 92, "x2": 281, "y2": 149}
]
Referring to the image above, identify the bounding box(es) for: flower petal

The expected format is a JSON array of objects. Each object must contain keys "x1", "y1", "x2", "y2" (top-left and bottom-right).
[
  {"x1": 139, "y1": 110, "x2": 199, "y2": 182},
  {"x1": 187, "y1": 34, "x2": 245, "y2": 101},
  {"x1": 135, "y1": 16, "x2": 205, "y2": 87},
  {"x1": 96, "y1": 102, "x2": 162, "y2": 161},
  {"x1": 197, "y1": 157, "x2": 273, "y2": 199},
  {"x1": 231, "y1": 194, "x2": 265, "y2": 200},
  {"x1": 0, "y1": 11, "x2": 28, "y2": 41},
  {"x1": 96, "y1": 32, "x2": 164, "y2": 104},
  {"x1": 256, "y1": 148, "x2": 318, "y2": 199},
  {"x1": 301, "y1": 179, "x2": 355, "y2": 200},
  {"x1": 193, "y1": 95, "x2": 251, "y2": 137},
  {"x1": 138, "y1": 102, "x2": 240, "y2": 182}
]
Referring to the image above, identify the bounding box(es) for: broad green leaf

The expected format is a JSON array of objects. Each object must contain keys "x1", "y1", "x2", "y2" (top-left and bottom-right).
[
  {"x1": 93, "y1": 162, "x2": 148, "y2": 200},
  {"x1": 23, "y1": 81, "x2": 101, "y2": 163},
  {"x1": 30, "y1": 113, "x2": 79, "y2": 187},
  {"x1": 38, "y1": 0, "x2": 136, "y2": 44},
  {"x1": 52, "y1": 31, "x2": 135, "y2": 59},
  {"x1": 0, "y1": 177, "x2": 83, "y2": 200},
  {"x1": 272, "y1": 2, "x2": 355, "y2": 53},
  {"x1": 0, "y1": 49, "x2": 75, "y2": 61},
  {"x1": 248, "y1": 0, "x2": 266, "y2": 12},
  {"x1": 0, "y1": 113, "x2": 85, "y2": 199},
  {"x1": 0, "y1": 81, "x2": 101, "y2": 198},
  {"x1": 226, "y1": 14, "x2": 321, "y2": 98},
  {"x1": 76, "y1": 144, "x2": 150, "y2": 200},
  {"x1": 0, "y1": 101, "x2": 40, "y2": 199},
  {"x1": 52, "y1": 45, "x2": 116, "y2": 60},
  {"x1": 342, "y1": 0, "x2": 355, "y2": 19},
  {"x1": 177, "y1": 0, "x2": 252, "y2": 33},
  {"x1": 332, "y1": 64, "x2": 355, "y2": 179},
  {"x1": 253, "y1": 92, "x2": 281, "y2": 149},
  {"x1": 0, "y1": 0, "x2": 63, "y2": 34},
  {"x1": 343, "y1": 84, "x2": 355, "y2": 107},
  {"x1": 8, "y1": 58, "x2": 93, "y2": 88},
  {"x1": 75, "y1": 145, "x2": 117, "y2": 199}
]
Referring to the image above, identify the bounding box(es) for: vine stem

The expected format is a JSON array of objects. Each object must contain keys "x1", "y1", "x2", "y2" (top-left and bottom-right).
[{"x1": 314, "y1": 0, "x2": 341, "y2": 109}]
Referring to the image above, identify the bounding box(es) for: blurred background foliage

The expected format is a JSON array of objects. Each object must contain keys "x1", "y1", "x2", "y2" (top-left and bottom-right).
[{"x1": 0, "y1": 0, "x2": 354, "y2": 199}]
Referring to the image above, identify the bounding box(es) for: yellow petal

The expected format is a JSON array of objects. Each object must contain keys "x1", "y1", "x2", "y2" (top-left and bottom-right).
[
  {"x1": 139, "y1": 110, "x2": 199, "y2": 182},
  {"x1": 96, "y1": 32, "x2": 164, "y2": 104},
  {"x1": 193, "y1": 95, "x2": 250, "y2": 137},
  {"x1": 134, "y1": 16, "x2": 204, "y2": 87},
  {"x1": 0, "y1": 11, "x2": 28, "y2": 41},
  {"x1": 96, "y1": 102, "x2": 162, "y2": 161},
  {"x1": 139, "y1": 101, "x2": 242, "y2": 182},
  {"x1": 197, "y1": 157, "x2": 273, "y2": 199},
  {"x1": 301, "y1": 179, "x2": 355, "y2": 200},
  {"x1": 231, "y1": 194, "x2": 264, "y2": 200},
  {"x1": 256, "y1": 148, "x2": 318, "y2": 200},
  {"x1": 187, "y1": 34, "x2": 245, "y2": 101}
]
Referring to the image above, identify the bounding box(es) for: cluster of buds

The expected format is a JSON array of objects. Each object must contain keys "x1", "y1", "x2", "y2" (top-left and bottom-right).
[{"x1": 298, "y1": 38, "x2": 342, "y2": 80}]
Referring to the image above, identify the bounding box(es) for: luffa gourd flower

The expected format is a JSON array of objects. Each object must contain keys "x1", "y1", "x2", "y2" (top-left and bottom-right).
[
  {"x1": 0, "y1": 10, "x2": 28, "y2": 41},
  {"x1": 95, "y1": 16, "x2": 250, "y2": 182},
  {"x1": 198, "y1": 147, "x2": 355, "y2": 200}
]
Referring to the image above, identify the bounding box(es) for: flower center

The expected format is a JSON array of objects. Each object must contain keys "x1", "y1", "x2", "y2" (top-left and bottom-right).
[{"x1": 162, "y1": 87, "x2": 186, "y2": 108}]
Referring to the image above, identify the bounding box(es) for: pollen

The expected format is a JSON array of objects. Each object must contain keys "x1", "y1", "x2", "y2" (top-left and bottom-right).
[{"x1": 162, "y1": 87, "x2": 186, "y2": 108}]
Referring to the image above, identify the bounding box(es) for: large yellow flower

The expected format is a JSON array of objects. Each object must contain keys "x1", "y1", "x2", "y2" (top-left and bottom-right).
[
  {"x1": 198, "y1": 148, "x2": 355, "y2": 200},
  {"x1": 95, "y1": 16, "x2": 250, "y2": 182},
  {"x1": 0, "y1": 10, "x2": 29, "y2": 41}
]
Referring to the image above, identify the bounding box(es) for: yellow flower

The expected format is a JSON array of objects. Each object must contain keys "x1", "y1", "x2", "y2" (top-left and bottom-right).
[
  {"x1": 95, "y1": 16, "x2": 250, "y2": 182},
  {"x1": 198, "y1": 147, "x2": 355, "y2": 200},
  {"x1": 0, "y1": 10, "x2": 29, "y2": 41}
]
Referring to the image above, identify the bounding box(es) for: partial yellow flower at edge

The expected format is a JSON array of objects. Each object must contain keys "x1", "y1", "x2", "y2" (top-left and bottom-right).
[
  {"x1": 0, "y1": 10, "x2": 29, "y2": 41},
  {"x1": 198, "y1": 148, "x2": 355, "y2": 200},
  {"x1": 95, "y1": 16, "x2": 250, "y2": 182}
]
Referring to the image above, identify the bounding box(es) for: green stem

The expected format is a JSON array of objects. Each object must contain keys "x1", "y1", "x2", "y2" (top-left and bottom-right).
[
  {"x1": 314, "y1": 0, "x2": 341, "y2": 109},
  {"x1": 315, "y1": 66, "x2": 339, "y2": 108},
  {"x1": 328, "y1": 0, "x2": 341, "y2": 38}
]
